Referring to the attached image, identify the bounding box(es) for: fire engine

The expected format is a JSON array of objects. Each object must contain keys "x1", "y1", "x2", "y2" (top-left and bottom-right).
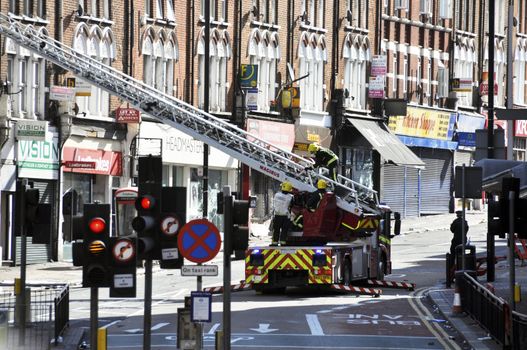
[{"x1": 0, "y1": 15, "x2": 413, "y2": 295}]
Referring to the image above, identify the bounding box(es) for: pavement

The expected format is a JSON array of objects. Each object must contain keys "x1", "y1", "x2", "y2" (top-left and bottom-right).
[{"x1": 1, "y1": 209, "x2": 526, "y2": 349}]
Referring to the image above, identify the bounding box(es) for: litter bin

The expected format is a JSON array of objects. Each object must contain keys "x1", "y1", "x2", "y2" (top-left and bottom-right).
[{"x1": 455, "y1": 244, "x2": 476, "y2": 271}]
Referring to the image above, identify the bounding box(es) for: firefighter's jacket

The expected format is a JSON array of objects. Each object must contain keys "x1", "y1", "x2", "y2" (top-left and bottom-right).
[
  {"x1": 273, "y1": 191, "x2": 294, "y2": 217},
  {"x1": 313, "y1": 147, "x2": 338, "y2": 168}
]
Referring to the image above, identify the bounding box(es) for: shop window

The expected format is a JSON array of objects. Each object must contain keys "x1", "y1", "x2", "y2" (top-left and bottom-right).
[{"x1": 342, "y1": 148, "x2": 373, "y2": 189}]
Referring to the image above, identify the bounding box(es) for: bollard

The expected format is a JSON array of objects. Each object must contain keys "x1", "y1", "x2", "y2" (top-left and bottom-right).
[
  {"x1": 514, "y1": 283, "x2": 521, "y2": 303},
  {"x1": 215, "y1": 330, "x2": 224, "y2": 350},
  {"x1": 452, "y1": 271, "x2": 464, "y2": 315},
  {"x1": 98, "y1": 328, "x2": 107, "y2": 350}
]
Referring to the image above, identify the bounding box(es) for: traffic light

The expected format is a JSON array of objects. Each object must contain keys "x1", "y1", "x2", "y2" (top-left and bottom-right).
[
  {"x1": 109, "y1": 236, "x2": 137, "y2": 298},
  {"x1": 488, "y1": 195, "x2": 506, "y2": 238},
  {"x1": 132, "y1": 156, "x2": 162, "y2": 260},
  {"x1": 229, "y1": 196, "x2": 256, "y2": 256},
  {"x1": 82, "y1": 203, "x2": 111, "y2": 288},
  {"x1": 159, "y1": 187, "x2": 186, "y2": 269}
]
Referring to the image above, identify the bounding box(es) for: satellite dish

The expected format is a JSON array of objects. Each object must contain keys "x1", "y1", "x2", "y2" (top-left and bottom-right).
[{"x1": 287, "y1": 63, "x2": 295, "y2": 83}]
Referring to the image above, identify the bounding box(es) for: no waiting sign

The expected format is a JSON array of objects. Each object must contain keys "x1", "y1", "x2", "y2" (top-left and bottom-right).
[{"x1": 177, "y1": 219, "x2": 221, "y2": 263}]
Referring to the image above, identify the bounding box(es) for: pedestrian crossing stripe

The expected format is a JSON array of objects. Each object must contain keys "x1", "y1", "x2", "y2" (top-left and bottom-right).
[{"x1": 245, "y1": 248, "x2": 332, "y2": 285}]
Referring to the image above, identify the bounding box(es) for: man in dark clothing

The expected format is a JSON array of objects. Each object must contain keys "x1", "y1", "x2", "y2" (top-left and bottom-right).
[
  {"x1": 306, "y1": 143, "x2": 339, "y2": 182},
  {"x1": 450, "y1": 210, "x2": 469, "y2": 256}
]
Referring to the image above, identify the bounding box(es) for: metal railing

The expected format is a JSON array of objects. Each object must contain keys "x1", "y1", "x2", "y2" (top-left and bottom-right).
[
  {"x1": 458, "y1": 272, "x2": 507, "y2": 345},
  {"x1": 0, "y1": 283, "x2": 69, "y2": 349},
  {"x1": 512, "y1": 310, "x2": 527, "y2": 350}
]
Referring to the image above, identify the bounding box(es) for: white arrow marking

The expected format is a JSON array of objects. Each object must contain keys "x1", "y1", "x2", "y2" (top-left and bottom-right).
[
  {"x1": 125, "y1": 328, "x2": 142, "y2": 334},
  {"x1": 249, "y1": 323, "x2": 278, "y2": 333},
  {"x1": 151, "y1": 322, "x2": 169, "y2": 331},
  {"x1": 306, "y1": 314, "x2": 324, "y2": 335}
]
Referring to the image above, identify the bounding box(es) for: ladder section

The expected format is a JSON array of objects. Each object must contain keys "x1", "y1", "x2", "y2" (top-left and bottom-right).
[{"x1": 0, "y1": 14, "x2": 380, "y2": 215}]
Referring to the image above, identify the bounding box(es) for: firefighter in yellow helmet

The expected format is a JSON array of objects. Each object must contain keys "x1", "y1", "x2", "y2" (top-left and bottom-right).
[
  {"x1": 291, "y1": 179, "x2": 327, "y2": 231},
  {"x1": 271, "y1": 181, "x2": 294, "y2": 246},
  {"x1": 306, "y1": 143, "x2": 339, "y2": 182}
]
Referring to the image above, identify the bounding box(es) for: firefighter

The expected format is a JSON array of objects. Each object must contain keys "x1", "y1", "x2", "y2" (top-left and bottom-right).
[
  {"x1": 305, "y1": 143, "x2": 339, "y2": 182},
  {"x1": 450, "y1": 210, "x2": 469, "y2": 256},
  {"x1": 291, "y1": 179, "x2": 327, "y2": 231},
  {"x1": 271, "y1": 181, "x2": 294, "y2": 246}
]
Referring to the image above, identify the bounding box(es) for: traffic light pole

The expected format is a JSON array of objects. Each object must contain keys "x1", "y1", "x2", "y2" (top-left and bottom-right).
[
  {"x1": 144, "y1": 259, "x2": 153, "y2": 350},
  {"x1": 508, "y1": 191, "x2": 516, "y2": 312},
  {"x1": 90, "y1": 287, "x2": 99, "y2": 350},
  {"x1": 222, "y1": 186, "x2": 232, "y2": 350}
]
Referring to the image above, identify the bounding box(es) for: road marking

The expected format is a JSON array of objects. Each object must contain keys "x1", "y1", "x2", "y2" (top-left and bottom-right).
[
  {"x1": 102, "y1": 320, "x2": 121, "y2": 329},
  {"x1": 407, "y1": 287, "x2": 461, "y2": 350},
  {"x1": 250, "y1": 323, "x2": 278, "y2": 333},
  {"x1": 208, "y1": 323, "x2": 221, "y2": 334},
  {"x1": 127, "y1": 289, "x2": 188, "y2": 317},
  {"x1": 306, "y1": 314, "x2": 324, "y2": 335},
  {"x1": 125, "y1": 328, "x2": 142, "y2": 334},
  {"x1": 151, "y1": 322, "x2": 169, "y2": 331}
]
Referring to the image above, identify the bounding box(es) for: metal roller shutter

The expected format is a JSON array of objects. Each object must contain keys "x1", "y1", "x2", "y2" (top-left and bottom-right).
[
  {"x1": 454, "y1": 150, "x2": 472, "y2": 167},
  {"x1": 417, "y1": 148, "x2": 453, "y2": 215},
  {"x1": 15, "y1": 180, "x2": 55, "y2": 264},
  {"x1": 381, "y1": 165, "x2": 419, "y2": 218}
]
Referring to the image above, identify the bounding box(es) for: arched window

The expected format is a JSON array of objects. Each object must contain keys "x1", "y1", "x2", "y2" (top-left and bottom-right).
[
  {"x1": 342, "y1": 34, "x2": 369, "y2": 109},
  {"x1": 248, "y1": 29, "x2": 278, "y2": 112}
]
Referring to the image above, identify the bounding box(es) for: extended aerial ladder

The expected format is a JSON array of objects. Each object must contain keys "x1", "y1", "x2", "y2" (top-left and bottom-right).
[{"x1": 0, "y1": 14, "x2": 381, "y2": 217}]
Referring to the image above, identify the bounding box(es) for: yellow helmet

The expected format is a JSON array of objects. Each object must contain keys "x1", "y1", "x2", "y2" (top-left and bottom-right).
[
  {"x1": 317, "y1": 179, "x2": 327, "y2": 190},
  {"x1": 308, "y1": 143, "x2": 319, "y2": 153},
  {"x1": 281, "y1": 181, "x2": 293, "y2": 192}
]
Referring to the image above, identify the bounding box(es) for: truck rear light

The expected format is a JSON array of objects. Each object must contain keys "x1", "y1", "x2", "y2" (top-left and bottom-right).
[{"x1": 250, "y1": 252, "x2": 264, "y2": 266}]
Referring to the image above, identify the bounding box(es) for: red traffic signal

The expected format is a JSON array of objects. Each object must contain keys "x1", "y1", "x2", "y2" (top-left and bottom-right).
[
  {"x1": 136, "y1": 195, "x2": 156, "y2": 210},
  {"x1": 88, "y1": 217, "x2": 106, "y2": 234}
]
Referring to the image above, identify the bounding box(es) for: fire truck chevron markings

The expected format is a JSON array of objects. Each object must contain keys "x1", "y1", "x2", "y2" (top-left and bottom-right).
[{"x1": 250, "y1": 323, "x2": 279, "y2": 333}]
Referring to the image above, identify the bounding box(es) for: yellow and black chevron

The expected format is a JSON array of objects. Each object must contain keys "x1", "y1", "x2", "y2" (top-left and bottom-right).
[{"x1": 245, "y1": 248, "x2": 332, "y2": 285}]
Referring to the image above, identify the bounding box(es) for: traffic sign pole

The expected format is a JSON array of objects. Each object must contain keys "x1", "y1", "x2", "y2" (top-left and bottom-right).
[{"x1": 223, "y1": 187, "x2": 232, "y2": 350}]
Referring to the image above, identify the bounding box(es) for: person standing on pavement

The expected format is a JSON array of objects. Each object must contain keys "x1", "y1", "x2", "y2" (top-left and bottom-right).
[
  {"x1": 272, "y1": 181, "x2": 294, "y2": 246},
  {"x1": 305, "y1": 143, "x2": 339, "y2": 182},
  {"x1": 450, "y1": 210, "x2": 469, "y2": 256}
]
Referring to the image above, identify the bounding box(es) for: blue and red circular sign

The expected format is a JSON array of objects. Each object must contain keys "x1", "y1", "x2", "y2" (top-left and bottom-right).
[{"x1": 178, "y1": 219, "x2": 221, "y2": 263}]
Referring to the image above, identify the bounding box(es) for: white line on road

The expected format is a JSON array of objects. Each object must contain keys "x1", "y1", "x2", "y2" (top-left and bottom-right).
[
  {"x1": 102, "y1": 320, "x2": 121, "y2": 329},
  {"x1": 305, "y1": 314, "x2": 324, "y2": 335},
  {"x1": 207, "y1": 323, "x2": 221, "y2": 335},
  {"x1": 151, "y1": 322, "x2": 169, "y2": 331}
]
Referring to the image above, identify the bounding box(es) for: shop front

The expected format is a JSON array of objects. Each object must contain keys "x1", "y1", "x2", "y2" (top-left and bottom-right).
[
  {"x1": 385, "y1": 106, "x2": 457, "y2": 216},
  {"x1": 61, "y1": 137, "x2": 123, "y2": 246},
  {"x1": 13, "y1": 125, "x2": 60, "y2": 263},
  {"x1": 515, "y1": 120, "x2": 527, "y2": 161},
  {"x1": 138, "y1": 121, "x2": 239, "y2": 230}
]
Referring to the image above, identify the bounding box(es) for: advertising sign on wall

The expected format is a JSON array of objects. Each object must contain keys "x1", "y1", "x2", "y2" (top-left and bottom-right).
[
  {"x1": 388, "y1": 106, "x2": 456, "y2": 140},
  {"x1": 246, "y1": 118, "x2": 295, "y2": 152},
  {"x1": 63, "y1": 148, "x2": 122, "y2": 176},
  {"x1": 17, "y1": 136, "x2": 60, "y2": 179}
]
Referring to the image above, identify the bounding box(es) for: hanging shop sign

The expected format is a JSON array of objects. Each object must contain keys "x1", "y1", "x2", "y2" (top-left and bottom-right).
[
  {"x1": 50, "y1": 86, "x2": 76, "y2": 102},
  {"x1": 240, "y1": 64, "x2": 258, "y2": 88},
  {"x1": 246, "y1": 118, "x2": 295, "y2": 152},
  {"x1": 116, "y1": 108, "x2": 141, "y2": 123},
  {"x1": 516, "y1": 120, "x2": 527, "y2": 137},
  {"x1": 368, "y1": 76, "x2": 385, "y2": 99}
]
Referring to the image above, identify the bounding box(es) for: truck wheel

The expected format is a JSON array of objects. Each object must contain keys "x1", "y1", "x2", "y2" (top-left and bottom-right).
[
  {"x1": 377, "y1": 258, "x2": 385, "y2": 281},
  {"x1": 343, "y1": 259, "x2": 352, "y2": 285}
]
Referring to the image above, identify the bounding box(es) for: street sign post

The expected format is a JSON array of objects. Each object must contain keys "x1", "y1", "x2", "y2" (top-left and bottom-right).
[{"x1": 178, "y1": 219, "x2": 221, "y2": 264}]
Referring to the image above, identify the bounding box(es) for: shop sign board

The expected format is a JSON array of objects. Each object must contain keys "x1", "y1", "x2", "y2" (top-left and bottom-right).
[
  {"x1": 17, "y1": 136, "x2": 60, "y2": 180},
  {"x1": 246, "y1": 88, "x2": 259, "y2": 111},
  {"x1": 16, "y1": 120, "x2": 48, "y2": 140},
  {"x1": 516, "y1": 120, "x2": 527, "y2": 137},
  {"x1": 240, "y1": 64, "x2": 258, "y2": 88},
  {"x1": 368, "y1": 76, "x2": 385, "y2": 98},
  {"x1": 63, "y1": 147, "x2": 122, "y2": 176},
  {"x1": 66, "y1": 77, "x2": 92, "y2": 96},
  {"x1": 50, "y1": 86, "x2": 76, "y2": 101},
  {"x1": 388, "y1": 106, "x2": 456, "y2": 140},
  {"x1": 371, "y1": 55, "x2": 387, "y2": 76},
  {"x1": 116, "y1": 108, "x2": 141, "y2": 123},
  {"x1": 451, "y1": 78, "x2": 473, "y2": 92},
  {"x1": 246, "y1": 118, "x2": 295, "y2": 152}
]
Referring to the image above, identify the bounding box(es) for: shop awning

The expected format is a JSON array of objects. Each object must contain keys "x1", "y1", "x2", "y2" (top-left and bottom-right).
[{"x1": 347, "y1": 118, "x2": 425, "y2": 169}]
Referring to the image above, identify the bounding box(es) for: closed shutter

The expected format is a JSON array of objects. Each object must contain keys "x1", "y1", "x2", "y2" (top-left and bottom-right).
[
  {"x1": 15, "y1": 180, "x2": 55, "y2": 264},
  {"x1": 454, "y1": 150, "x2": 472, "y2": 167},
  {"x1": 418, "y1": 148, "x2": 453, "y2": 214},
  {"x1": 381, "y1": 165, "x2": 419, "y2": 218}
]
